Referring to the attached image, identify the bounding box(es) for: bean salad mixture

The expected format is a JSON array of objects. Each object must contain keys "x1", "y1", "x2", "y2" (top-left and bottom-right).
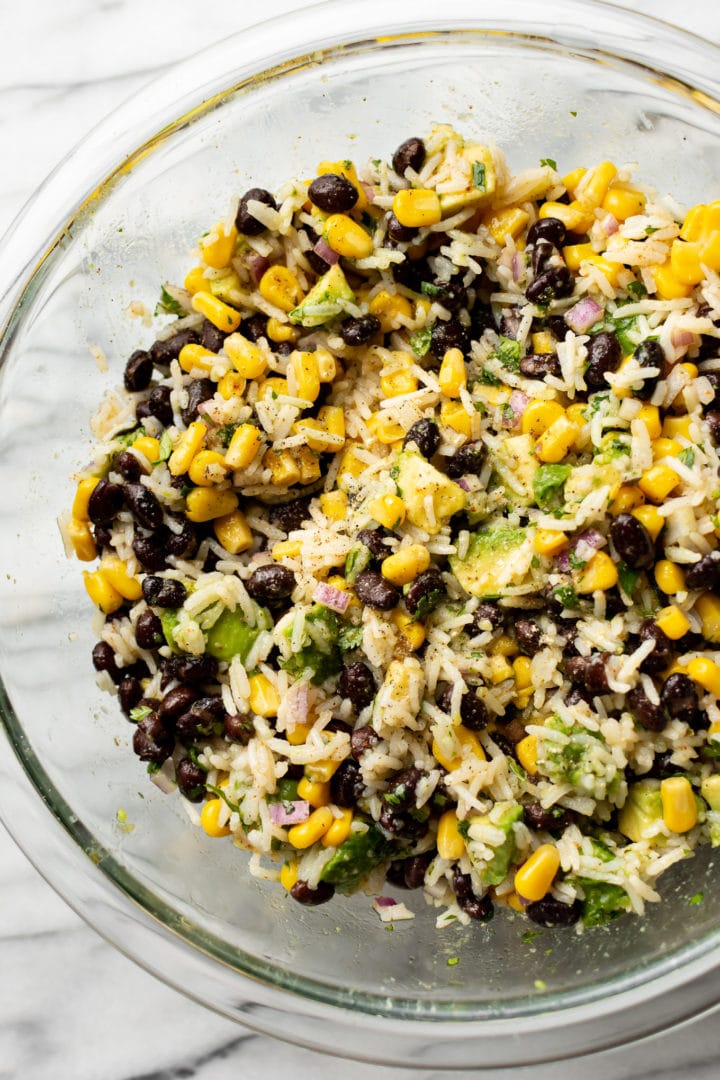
[{"x1": 63, "y1": 125, "x2": 720, "y2": 930}]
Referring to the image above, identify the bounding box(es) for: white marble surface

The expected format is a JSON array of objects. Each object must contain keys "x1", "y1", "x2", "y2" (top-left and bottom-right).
[{"x1": 2, "y1": 1, "x2": 720, "y2": 1077}]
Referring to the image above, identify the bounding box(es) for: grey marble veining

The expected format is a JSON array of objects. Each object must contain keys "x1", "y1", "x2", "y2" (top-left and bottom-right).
[{"x1": 2, "y1": 1, "x2": 720, "y2": 1077}]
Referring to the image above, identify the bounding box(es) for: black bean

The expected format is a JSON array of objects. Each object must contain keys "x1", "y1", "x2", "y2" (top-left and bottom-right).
[
  {"x1": 565, "y1": 685, "x2": 593, "y2": 707},
  {"x1": 246, "y1": 564, "x2": 296, "y2": 605},
  {"x1": 451, "y1": 866, "x2": 474, "y2": 900},
  {"x1": 527, "y1": 217, "x2": 567, "y2": 248},
  {"x1": 141, "y1": 575, "x2": 186, "y2": 608},
  {"x1": 686, "y1": 551, "x2": 720, "y2": 591},
  {"x1": 132, "y1": 532, "x2": 169, "y2": 572},
  {"x1": 471, "y1": 304, "x2": 496, "y2": 339},
  {"x1": 124, "y1": 349, "x2": 154, "y2": 392},
  {"x1": 92, "y1": 641, "x2": 121, "y2": 682},
  {"x1": 181, "y1": 377, "x2": 214, "y2": 428},
  {"x1": 133, "y1": 713, "x2": 174, "y2": 765},
  {"x1": 200, "y1": 320, "x2": 227, "y2": 353},
  {"x1": 460, "y1": 894, "x2": 494, "y2": 922},
  {"x1": 405, "y1": 567, "x2": 445, "y2": 619},
  {"x1": 164, "y1": 515, "x2": 198, "y2": 559},
  {"x1": 429, "y1": 279, "x2": 469, "y2": 313},
  {"x1": 645, "y1": 750, "x2": 682, "y2": 779},
  {"x1": 500, "y1": 308, "x2": 522, "y2": 340},
  {"x1": 236, "y1": 187, "x2": 277, "y2": 236},
  {"x1": 519, "y1": 352, "x2": 561, "y2": 379},
  {"x1": 403, "y1": 418, "x2": 440, "y2": 458},
  {"x1": 438, "y1": 684, "x2": 488, "y2": 731},
  {"x1": 633, "y1": 340, "x2": 665, "y2": 401},
  {"x1": 150, "y1": 328, "x2": 200, "y2": 367},
  {"x1": 118, "y1": 677, "x2": 144, "y2": 715},
  {"x1": 350, "y1": 724, "x2": 379, "y2": 759},
  {"x1": 145, "y1": 385, "x2": 174, "y2": 427},
  {"x1": 269, "y1": 497, "x2": 311, "y2": 533},
  {"x1": 703, "y1": 371, "x2": 720, "y2": 409},
  {"x1": 290, "y1": 880, "x2": 335, "y2": 905},
  {"x1": 88, "y1": 479, "x2": 124, "y2": 525},
  {"x1": 472, "y1": 602, "x2": 505, "y2": 633},
  {"x1": 446, "y1": 441, "x2": 484, "y2": 479},
  {"x1": 176, "y1": 758, "x2": 207, "y2": 801},
  {"x1": 523, "y1": 800, "x2": 575, "y2": 833},
  {"x1": 339, "y1": 663, "x2": 377, "y2": 711},
  {"x1": 626, "y1": 686, "x2": 665, "y2": 731},
  {"x1": 526, "y1": 896, "x2": 582, "y2": 927},
  {"x1": 91, "y1": 524, "x2": 112, "y2": 551},
  {"x1": 525, "y1": 265, "x2": 573, "y2": 304},
  {"x1": 330, "y1": 759, "x2": 365, "y2": 807},
  {"x1": 547, "y1": 315, "x2": 568, "y2": 341},
  {"x1": 159, "y1": 685, "x2": 198, "y2": 722},
  {"x1": 430, "y1": 317, "x2": 470, "y2": 358},
  {"x1": 403, "y1": 852, "x2": 434, "y2": 889},
  {"x1": 392, "y1": 137, "x2": 426, "y2": 176},
  {"x1": 639, "y1": 620, "x2": 675, "y2": 674},
  {"x1": 661, "y1": 673, "x2": 700, "y2": 728},
  {"x1": 124, "y1": 483, "x2": 163, "y2": 531},
  {"x1": 340, "y1": 315, "x2": 381, "y2": 347},
  {"x1": 114, "y1": 450, "x2": 143, "y2": 482},
  {"x1": 386, "y1": 212, "x2": 417, "y2": 243},
  {"x1": 497, "y1": 716, "x2": 528, "y2": 746},
  {"x1": 383, "y1": 767, "x2": 422, "y2": 811},
  {"x1": 135, "y1": 609, "x2": 164, "y2": 650},
  {"x1": 242, "y1": 313, "x2": 269, "y2": 342},
  {"x1": 610, "y1": 513, "x2": 655, "y2": 570},
  {"x1": 706, "y1": 411, "x2": 720, "y2": 445},
  {"x1": 175, "y1": 696, "x2": 225, "y2": 741},
  {"x1": 308, "y1": 173, "x2": 359, "y2": 214},
  {"x1": 275, "y1": 341, "x2": 294, "y2": 358},
  {"x1": 173, "y1": 654, "x2": 218, "y2": 685},
  {"x1": 531, "y1": 240, "x2": 556, "y2": 277},
  {"x1": 564, "y1": 653, "x2": 611, "y2": 693},
  {"x1": 584, "y1": 331, "x2": 622, "y2": 390},
  {"x1": 358, "y1": 527, "x2": 394, "y2": 560},
  {"x1": 224, "y1": 712, "x2": 254, "y2": 744},
  {"x1": 354, "y1": 569, "x2": 400, "y2": 611},
  {"x1": 515, "y1": 619, "x2": 542, "y2": 656}
]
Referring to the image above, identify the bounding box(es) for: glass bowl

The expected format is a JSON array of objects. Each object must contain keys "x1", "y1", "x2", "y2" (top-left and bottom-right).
[{"x1": 2, "y1": 0, "x2": 720, "y2": 1068}]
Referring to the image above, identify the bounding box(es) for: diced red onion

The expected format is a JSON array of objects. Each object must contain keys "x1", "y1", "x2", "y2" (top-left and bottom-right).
[
  {"x1": 555, "y1": 549, "x2": 571, "y2": 573},
  {"x1": 269, "y1": 800, "x2": 310, "y2": 826},
  {"x1": 249, "y1": 254, "x2": 270, "y2": 284},
  {"x1": 600, "y1": 212, "x2": 619, "y2": 236},
  {"x1": 288, "y1": 681, "x2": 310, "y2": 725},
  {"x1": 457, "y1": 478, "x2": 471, "y2": 491},
  {"x1": 671, "y1": 328, "x2": 695, "y2": 349},
  {"x1": 512, "y1": 252, "x2": 524, "y2": 283},
  {"x1": 150, "y1": 758, "x2": 177, "y2": 794},
  {"x1": 313, "y1": 581, "x2": 351, "y2": 613},
  {"x1": 361, "y1": 182, "x2": 376, "y2": 204},
  {"x1": 555, "y1": 529, "x2": 604, "y2": 572},
  {"x1": 509, "y1": 390, "x2": 530, "y2": 426},
  {"x1": 565, "y1": 296, "x2": 604, "y2": 334},
  {"x1": 373, "y1": 896, "x2": 398, "y2": 909},
  {"x1": 313, "y1": 238, "x2": 340, "y2": 266},
  {"x1": 578, "y1": 529, "x2": 605, "y2": 550}
]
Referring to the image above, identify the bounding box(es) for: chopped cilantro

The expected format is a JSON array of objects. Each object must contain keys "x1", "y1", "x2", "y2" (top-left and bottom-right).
[
  {"x1": 552, "y1": 584, "x2": 580, "y2": 609},
  {"x1": 114, "y1": 425, "x2": 144, "y2": 448},
  {"x1": 217, "y1": 422, "x2": 240, "y2": 447},
  {"x1": 533, "y1": 463, "x2": 572, "y2": 510},
  {"x1": 472, "y1": 162, "x2": 486, "y2": 191},
  {"x1": 154, "y1": 285, "x2": 184, "y2": 317},
  {"x1": 447, "y1": 956, "x2": 460, "y2": 967},
  {"x1": 570, "y1": 110, "x2": 577, "y2": 117},
  {"x1": 690, "y1": 891, "x2": 704, "y2": 906},
  {"x1": 568, "y1": 549, "x2": 586, "y2": 571},
  {"x1": 522, "y1": 930, "x2": 542, "y2": 944},
  {"x1": 206, "y1": 782, "x2": 241, "y2": 814},
  {"x1": 345, "y1": 544, "x2": 371, "y2": 585},
  {"x1": 421, "y1": 281, "x2": 444, "y2": 297},
  {"x1": 627, "y1": 280, "x2": 647, "y2": 299},
  {"x1": 338, "y1": 624, "x2": 364, "y2": 653},
  {"x1": 540, "y1": 157, "x2": 557, "y2": 170},
  {"x1": 410, "y1": 327, "x2": 432, "y2": 357},
  {"x1": 618, "y1": 563, "x2": 639, "y2": 598},
  {"x1": 477, "y1": 369, "x2": 500, "y2": 387},
  {"x1": 493, "y1": 334, "x2": 522, "y2": 373},
  {"x1": 129, "y1": 705, "x2": 153, "y2": 723},
  {"x1": 678, "y1": 447, "x2": 695, "y2": 468},
  {"x1": 500, "y1": 402, "x2": 515, "y2": 423},
  {"x1": 645, "y1": 225, "x2": 659, "y2": 235}
]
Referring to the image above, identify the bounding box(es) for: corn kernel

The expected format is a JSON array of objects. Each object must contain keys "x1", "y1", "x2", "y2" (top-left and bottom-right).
[
  {"x1": 323, "y1": 213, "x2": 374, "y2": 259},
  {"x1": 381, "y1": 544, "x2": 431, "y2": 586},
  {"x1": 369, "y1": 493, "x2": 406, "y2": 530},
  {"x1": 531, "y1": 331, "x2": 555, "y2": 355},
  {"x1": 522, "y1": 399, "x2": 564, "y2": 439},
  {"x1": 513, "y1": 656, "x2": 533, "y2": 691},
  {"x1": 213, "y1": 509, "x2": 253, "y2": 554},
  {"x1": 288, "y1": 351, "x2": 321, "y2": 404},
  {"x1": 687, "y1": 656, "x2": 720, "y2": 697},
  {"x1": 631, "y1": 504, "x2": 664, "y2": 541},
  {"x1": 653, "y1": 260, "x2": 693, "y2": 300},
  {"x1": 670, "y1": 238, "x2": 704, "y2": 286},
  {"x1": 515, "y1": 734, "x2": 538, "y2": 775},
  {"x1": 610, "y1": 485, "x2": 645, "y2": 516},
  {"x1": 484, "y1": 206, "x2": 530, "y2": 245},
  {"x1": 488, "y1": 634, "x2": 517, "y2": 659},
  {"x1": 538, "y1": 201, "x2": 591, "y2": 232},
  {"x1": 602, "y1": 185, "x2": 646, "y2": 222},
  {"x1": 266, "y1": 316, "x2": 299, "y2": 343},
  {"x1": 185, "y1": 487, "x2": 239, "y2": 523},
  {"x1": 533, "y1": 529, "x2": 568, "y2": 558},
  {"x1": 263, "y1": 448, "x2": 302, "y2": 487},
  {"x1": 259, "y1": 377, "x2": 289, "y2": 400},
  {"x1": 661, "y1": 776, "x2": 698, "y2": 833},
  {"x1": 635, "y1": 404, "x2": 662, "y2": 441},
  {"x1": 305, "y1": 758, "x2": 342, "y2": 784},
  {"x1": 217, "y1": 372, "x2": 246, "y2": 400},
  {"x1": 130, "y1": 435, "x2": 160, "y2": 464},
  {"x1": 287, "y1": 807, "x2": 335, "y2": 849},
  {"x1": 322, "y1": 808, "x2": 354, "y2": 847},
  {"x1": 248, "y1": 673, "x2": 280, "y2": 717},
  {"x1": 297, "y1": 776, "x2": 331, "y2": 809},
  {"x1": 188, "y1": 450, "x2": 229, "y2": 487},
  {"x1": 280, "y1": 861, "x2": 299, "y2": 891},
  {"x1": 382, "y1": 366, "x2": 418, "y2": 398},
  {"x1": 438, "y1": 347, "x2": 467, "y2": 399},
  {"x1": 580, "y1": 252, "x2": 622, "y2": 286},
  {"x1": 291, "y1": 445, "x2": 320, "y2": 487},
  {"x1": 535, "y1": 415, "x2": 579, "y2": 463},
  {"x1": 83, "y1": 570, "x2": 124, "y2": 614},
  {"x1": 318, "y1": 405, "x2": 345, "y2": 439},
  {"x1": 320, "y1": 489, "x2": 347, "y2": 522},
  {"x1": 223, "y1": 333, "x2": 268, "y2": 380},
  {"x1": 680, "y1": 203, "x2": 708, "y2": 242},
  {"x1": 432, "y1": 726, "x2": 486, "y2": 772},
  {"x1": 639, "y1": 464, "x2": 679, "y2": 503},
  {"x1": 391, "y1": 609, "x2": 426, "y2": 650},
  {"x1": 562, "y1": 167, "x2": 586, "y2": 196},
  {"x1": 72, "y1": 477, "x2": 100, "y2": 521},
  {"x1": 200, "y1": 223, "x2": 237, "y2": 269},
  {"x1": 661, "y1": 415, "x2": 692, "y2": 441},
  {"x1": 576, "y1": 161, "x2": 618, "y2": 210},
  {"x1": 680, "y1": 362, "x2": 698, "y2": 380},
  {"x1": 392, "y1": 188, "x2": 442, "y2": 228},
  {"x1": 168, "y1": 420, "x2": 208, "y2": 477},
  {"x1": 437, "y1": 810, "x2": 466, "y2": 861},
  {"x1": 654, "y1": 560, "x2": 685, "y2": 596},
  {"x1": 286, "y1": 722, "x2": 311, "y2": 746},
  {"x1": 184, "y1": 266, "x2": 207, "y2": 294},
  {"x1": 576, "y1": 550, "x2": 619, "y2": 594},
  {"x1": 200, "y1": 798, "x2": 231, "y2": 838},
  {"x1": 487, "y1": 655, "x2": 513, "y2": 684},
  {"x1": 655, "y1": 605, "x2": 691, "y2": 641},
  {"x1": 514, "y1": 844, "x2": 560, "y2": 902},
  {"x1": 440, "y1": 399, "x2": 473, "y2": 437},
  {"x1": 695, "y1": 593, "x2": 720, "y2": 644},
  {"x1": 367, "y1": 411, "x2": 405, "y2": 445},
  {"x1": 700, "y1": 230, "x2": 720, "y2": 272},
  {"x1": 67, "y1": 518, "x2": 97, "y2": 561},
  {"x1": 224, "y1": 424, "x2": 262, "y2": 470},
  {"x1": 506, "y1": 891, "x2": 526, "y2": 913},
  {"x1": 337, "y1": 446, "x2": 367, "y2": 485},
  {"x1": 191, "y1": 290, "x2": 241, "y2": 331},
  {"x1": 272, "y1": 539, "x2": 302, "y2": 560},
  {"x1": 368, "y1": 289, "x2": 413, "y2": 333},
  {"x1": 562, "y1": 242, "x2": 594, "y2": 271},
  {"x1": 99, "y1": 555, "x2": 142, "y2": 601},
  {"x1": 259, "y1": 265, "x2": 303, "y2": 312}
]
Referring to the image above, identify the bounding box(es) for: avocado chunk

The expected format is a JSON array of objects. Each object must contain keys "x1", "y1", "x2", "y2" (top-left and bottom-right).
[
  {"x1": 493, "y1": 433, "x2": 539, "y2": 506},
  {"x1": 576, "y1": 879, "x2": 631, "y2": 927},
  {"x1": 702, "y1": 775, "x2": 720, "y2": 812},
  {"x1": 466, "y1": 802, "x2": 523, "y2": 886},
  {"x1": 617, "y1": 780, "x2": 663, "y2": 843},
  {"x1": 391, "y1": 449, "x2": 466, "y2": 535},
  {"x1": 449, "y1": 518, "x2": 530, "y2": 597},
  {"x1": 205, "y1": 605, "x2": 273, "y2": 663},
  {"x1": 279, "y1": 604, "x2": 343, "y2": 685},
  {"x1": 288, "y1": 264, "x2": 355, "y2": 327},
  {"x1": 159, "y1": 608, "x2": 181, "y2": 652},
  {"x1": 438, "y1": 143, "x2": 497, "y2": 215},
  {"x1": 319, "y1": 824, "x2": 392, "y2": 892}
]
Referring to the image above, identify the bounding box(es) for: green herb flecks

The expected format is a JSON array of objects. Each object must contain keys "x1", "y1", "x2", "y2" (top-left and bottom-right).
[
  {"x1": 472, "y1": 162, "x2": 487, "y2": 191},
  {"x1": 618, "y1": 563, "x2": 639, "y2": 598},
  {"x1": 410, "y1": 327, "x2": 432, "y2": 358},
  {"x1": 540, "y1": 158, "x2": 557, "y2": 170},
  {"x1": 678, "y1": 447, "x2": 695, "y2": 468},
  {"x1": 155, "y1": 285, "x2": 185, "y2": 317},
  {"x1": 129, "y1": 705, "x2": 153, "y2": 723},
  {"x1": 493, "y1": 334, "x2": 522, "y2": 373},
  {"x1": 533, "y1": 463, "x2": 572, "y2": 511}
]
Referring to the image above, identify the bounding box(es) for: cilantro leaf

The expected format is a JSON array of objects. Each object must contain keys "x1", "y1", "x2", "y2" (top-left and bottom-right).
[
  {"x1": 540, "y1": 158, "x2": 557, "y2": 170},
  {"x1": 217, "y1": 422, "x2": 240, "y2": 447},
  {"x1": 552, "y1": 584, "x2": 580, "y2": 609},
  {"x1": 338, "y1": 624, "x2": 364, "y2": 653},
  {"x1": 678, "y1": 447, "x2": 695, "y2": 468},
  {"x1": 493, "y1": 334, "x2": 522, "y2": 373},
  {"x1": 420, "y1": 281, "x2": 444, "y2": 297},
  {"x1": 129, "y1": 705, "x2": 153, "y2": 723},
  {"x1": 409, "y1": 327, "x2": 432, "y2": 358},
  {"x1": 618, "y1": 563, "x2": 639, "y2": 598},
  {"x1": 627, "y1": 280, "x2": 647, "y2": 299},
  {"x1": 472, "y1": 162, "x2": 487, "y2": 191},
  {"x1": 155, "y1": 285, "x2": 185, "y2": 317}
]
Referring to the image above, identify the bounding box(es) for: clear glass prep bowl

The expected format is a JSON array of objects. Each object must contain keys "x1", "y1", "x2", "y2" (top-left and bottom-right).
[{"x1": 2, "y1": 0, "x2": 720, "y2": 1067}]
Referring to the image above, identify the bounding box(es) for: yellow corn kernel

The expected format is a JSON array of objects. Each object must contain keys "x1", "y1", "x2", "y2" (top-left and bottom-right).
[
  {"x1": 610, "y1": 485, "x2": 645, "y2": 516},
  {"x1": 533, "y1": 529, "x2": 568, "y2": 557},
  {"x1": 602, "y1": 185, "x2": 646, "y2": 222},
  {"x1": 516, "y1": 734, "x2": 538, "y2": 775},
  {"x1": 539, "y1": 200, "x2": 593, "y2": 233},
  {"x1": 319, "y1": 490, "x2": 347, "y2": 523},
  {"x1": 287, "y1": 807, "x2": 335, "y2": 849},
  {"x1": 248, "y1": 673, "x2": 280, "y2": 718},
  {"x1": 655, "y1": 605, "x2": 691, "y2": 641},
  {"x1": 695, "y1": 593, "x2": 720, "y2": 644},
  {"x1": 184, "y1": 266, "x2": 207, "y2": 294},
  {"x1": 223, "y1": 333, "x2": 268, "y2": 380},
  {"x1": 381, "y1": 366, "x2": 418, "y2": 398},
  {"x1": 521, "y1": 399, "x2": 564, "y2": 439},
  {"x1": 224, "y1": 424, "x2": 262, "y2": 471},
  {"x1": 653, "y1": 438, "x2": 681, "y2": 462},
  {"x1": 440, "y1": 399, "x2": 473, "y2": 437},
  {"x1": 213, "y1": 509, "x2": 253, "y2": 554},
  {"x1": 438, "y1": 347, "x2": 467, "y2": 399},
  {"x1": 337, "y1": 446, "x2": 367, "y2": 484},
  {"x1": 191, "y1": 290, "x2": 241, "y2": 332},
  {"x1": 168, "y1": 420, "x2": 208, "y2": 477},
  {"x1": 576, "y1": 550, "x2": 619, "y2": 594},
  {"x1": 200, "y1": 224, "x2": 237, "y2": 269},
  {"x1": 131, "y1": 435, "x2": 161, "y2": 463},
  {"x1": 562, "y1": 166, "x2": 587, "y2": 196},
  {"x1": 437, "y1": 810, "x2": 466, "y2": 861},
  {"x1": 323, "y1": 213, "x2": 374, "y2": 259},
  {"x1": 305, "y1": 758, "x2": 341, "y2": 784},
  {"x1": 286, "y1": 722, "x2": 311, "y2": 746},
  {"x1": 680, "y1": 362, "x2": 699, "y2": 381},
  {"x1": 514, "y1": 844, "x2": 560, "y2": 902},
  {"x1": 188, "y1": 450, "x2": 229, "y2": 487},
  {"x1": 366, "y1": 411, "x2": 405, "y2": 445},
  {"x1": 280, "y1": 861, "x2": 299, "y2": 891},
  {"x1": 580, "y1": 252, "x2": 621, "y2": 286},
  {"x1": 660, "y1": 776, "x2": 698, "y2": 833},
  {"x1": 653, "y1": 260, "x2": 693, "y2": 300},
  {"x1": 687, "y1": 656, "x2": 720, "y2": 696},
  {"x1": 635, "y1": 404, "x2": 662, "y2": 441},
  {"x1": 513, "y1": 655, "x2": 533, "y2": 691},
  {"x1": 432, "y1": 727, "x2": 486, "y2": 772},
  {"x1": 258, "y1": 265, "x2": 303, "y2": 312},
  {"x1": 392, "y1": 188, "x2": 442, "y2": 228},
  {"x1": 535, "y1": 415, "x2": 579, "y2": 464},
  {"x1": 297, "y1": 776, "x2": 331, "y2": 809},
  {"x1": 488, "y1": 655, "x2": 514, "y2": 684},
  {"x1": 631, "y1": 504, "x2": 664, "y2": 541},
  {"x1": 670, "y1": 239, "x2": 704, "y2": 286},
  {"x1": 381, "y1": 544, "x2": 431, "y2": 586},
  {"x1": 490, "y1": 634, "x2": 518, "y2": 659},
  {"x1": 288, "y1": 351, "x2": 321, "y2": 403},
  {"x1": 99, "y1": 555, "x2": 142, "y2": 601},
  {"x1": 185, "y1": 487, "x2": 239, "y2": 523},
  {"x1": 263, "y1": 448, "x2": 302, "y2": 487},
  {"x1": 272, "y1": 539, "x2": 302, "y2": 560},
  {"x1": 318, "y1": 405, "x2": 345, "y2": 440},
  {"x1": 484, "y1": 206, "x2": 530, "y2": 245},
  {"x1": 700, "y1": 230, "x2": 720, "y2": 272},
  {"x1": 258, "y1": 377, "x2": 289, "y2": 401},
  {"x1": 67, "y1": 518, "x2": 97, "y2": 561},
  {"x1": 369, "y1": 493, "x2": 406, "y2": 530},
  {"x1": 217, "y1": 372, "x2": 246, "y2": 401},
  {"x1": 266, "y1": 316, "x2": 299, "y2": 344},
  {"x1": 83, "y1": 570, "x2": 124, "y2": 614},
  {"x1": 72, "y1": 477, "x2": 100, "y2": 521},
  {"x1": 639, "y1": 463, "x2": 679, "y2": 503},
  {"x1": 680, "y1": 203, "x2": 708, "y2": 242},
  {"x1": 662, "y1": 415, "x2": 693, "y2": 440},
  {"x1": 654, "y1": 560, "x2": 685, "y2": 596},
  {"x1": 576, "y1": 161, "x2": 618, "y2": 210},
  {"x1": 321, "y1": 809, "x2": 354, "y2": 849},
  {"x1": 368, "y1": 289, "x2": 413, "y2": 333},
  {"x1": 531, "y1": 331, "x2": 555, "y2": 355},
  {"x1": 391, "y1": 608, "x2": 426, "y2": 650},
  {"x1": 200, "y1": 798, "x2": 231, "y2": 838},
  {"x1": 562, "y1": 242, "x2": 594, "y2": 271},
  {"x1": 506, "y1": 891, "x2": 526, "y2": 913}
]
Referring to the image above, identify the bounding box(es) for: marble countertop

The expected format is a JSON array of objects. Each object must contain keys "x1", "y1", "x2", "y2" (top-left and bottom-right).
[{"x1": 2, "y1": 2, "x2": 720, "y2": 1077}]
